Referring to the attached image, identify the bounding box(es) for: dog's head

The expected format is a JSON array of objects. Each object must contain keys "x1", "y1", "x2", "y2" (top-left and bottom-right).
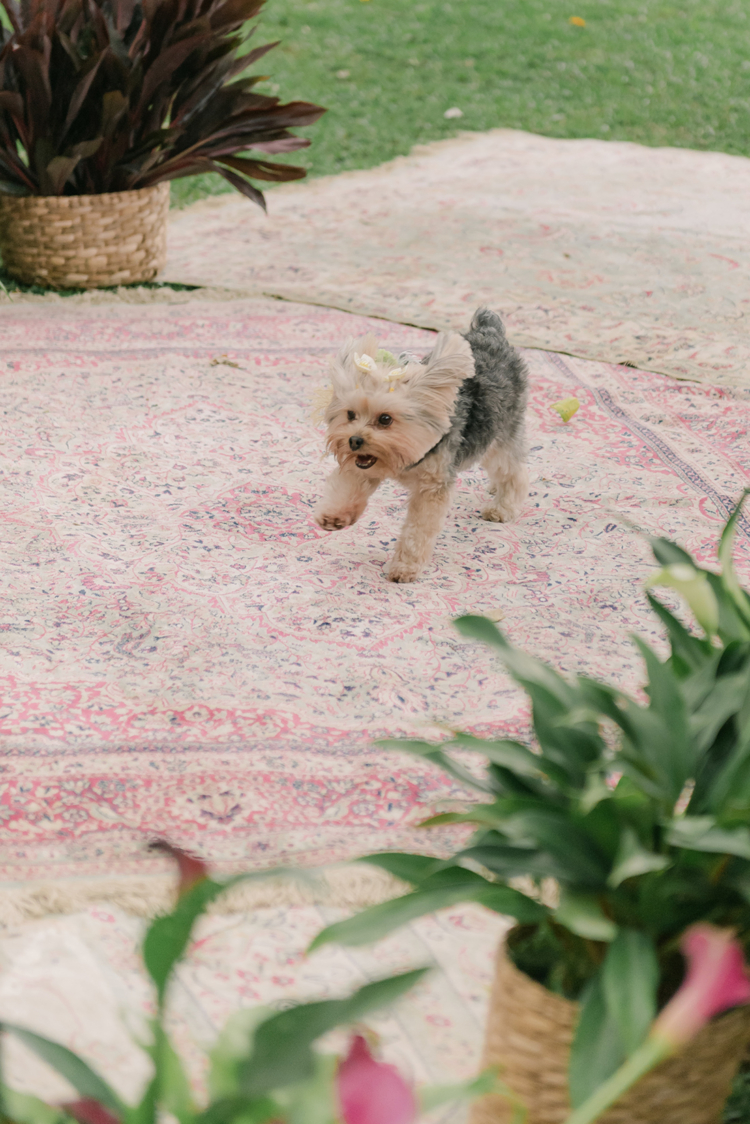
[{"x1": 322, "y1": 331, "x2": 474, "y2": 475}]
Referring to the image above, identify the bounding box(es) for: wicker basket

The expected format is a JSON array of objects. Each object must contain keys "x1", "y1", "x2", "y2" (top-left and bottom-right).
[
  {"x1": 470, "y1": 950, "x2": 750, "y2": 1124},
  {"x1": 0, "y1": 182, "x2": 169, "y2": 289}
]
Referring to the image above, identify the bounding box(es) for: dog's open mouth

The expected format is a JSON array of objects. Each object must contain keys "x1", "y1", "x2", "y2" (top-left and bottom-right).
[{"x1": 355, "y1": 455, "x2": 377, "y2": 469}]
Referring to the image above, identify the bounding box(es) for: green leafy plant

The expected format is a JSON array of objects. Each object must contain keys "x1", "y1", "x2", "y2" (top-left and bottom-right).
[
  {"x1": 0, "y1": 0, "x2": 325, "y2": 206},
  {"x1": 0, "y1": 844, "x2": 499, "y2": 1124},
  {"x1": 312, "y1": 491, "x2": 750, "y2": 1111}
]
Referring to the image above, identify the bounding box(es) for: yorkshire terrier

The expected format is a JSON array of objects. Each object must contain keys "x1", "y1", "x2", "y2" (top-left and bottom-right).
[{"x1": 313, "y1": 308, "x2": 528, "y2": 583}]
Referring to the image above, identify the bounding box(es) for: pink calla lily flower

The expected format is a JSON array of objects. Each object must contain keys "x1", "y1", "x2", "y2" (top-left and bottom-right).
[
  {"x1": 150, "y1": 839, "x2": 209, "y2": 896},
  {"x1": 337, "y1": 1035, "x2": 417, "y2": 1124},
  {"x1": 654, "y1": 923, "x2": 750, "y2": 1046},
  {"x1": 564, "y1": 923, "x2": 750, "y2": 1124}
]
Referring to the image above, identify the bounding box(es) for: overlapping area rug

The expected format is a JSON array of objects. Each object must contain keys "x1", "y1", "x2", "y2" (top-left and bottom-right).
[
  {"x1": 0, "y1": 294, "x2": 748, "y2": 914},
  {"x1": 164, "y1": 130, "x2": 750, "y2": 388},
  {"x1": 0, "y1": 903, "x2": 506, "y2": 1118}
]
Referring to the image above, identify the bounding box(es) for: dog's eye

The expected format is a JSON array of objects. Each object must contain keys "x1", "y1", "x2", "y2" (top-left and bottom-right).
[
  {"x1": 347, "y1": 410, "x2": 356, "y2": 421},
  {"x1": 377, "y1": 414, "x2": 393, "y2": 427}
]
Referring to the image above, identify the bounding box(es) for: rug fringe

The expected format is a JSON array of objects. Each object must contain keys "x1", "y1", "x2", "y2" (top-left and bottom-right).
[
  {"x1": 0, "y1": 865, "x2": 408, "y2": 927},
  {"x1": 0, "y1": 284, "x2": 253, "y2": 308}
]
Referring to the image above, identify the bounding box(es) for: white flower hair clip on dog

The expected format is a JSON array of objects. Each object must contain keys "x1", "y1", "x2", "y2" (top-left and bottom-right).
[
  {"x1": 354, "y1": 353, "x2": 377, "y2": 373},
  {"x1": 356, "y1": 350, "x2": 407, "y2": 391}
]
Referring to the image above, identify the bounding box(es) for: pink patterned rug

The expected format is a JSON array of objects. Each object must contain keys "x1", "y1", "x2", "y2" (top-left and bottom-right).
[
  {"x1": 0, "y1": 296, "x2": 748, "y2": 892},
  {"x1": 0, "y1": 903, "x2": 507, "y2": 1109}
]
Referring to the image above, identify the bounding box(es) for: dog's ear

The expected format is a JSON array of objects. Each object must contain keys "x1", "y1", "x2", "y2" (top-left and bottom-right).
[{"x1": 401, "y1": 332, "x2": 474, "y2": 431}]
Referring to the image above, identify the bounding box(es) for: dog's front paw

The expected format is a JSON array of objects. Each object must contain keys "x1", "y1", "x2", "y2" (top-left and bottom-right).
[
  {"x1": 481, "y1": 501, "x2": 519, "y2": 523},
  {"x1": 314, "y1": 507, "x2": 361, "y2": 531},
  {"x1": 387, "y1": 559, "x2": 422, "y2": 583}
]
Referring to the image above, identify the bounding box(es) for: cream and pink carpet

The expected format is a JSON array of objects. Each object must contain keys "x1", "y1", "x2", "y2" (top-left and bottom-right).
[
  {"x1": 164, "y1": 130, "x2": 750, "y2": 388},
  {"x1": 0, "y1": 294, "x2": 748, "y2": 914},
  {"x1": 0, "y1": 903, "x2": 507, "y2": 1117},
  {"x1": 1, "y1": 130, "x2": 750, "y2": 1116}
]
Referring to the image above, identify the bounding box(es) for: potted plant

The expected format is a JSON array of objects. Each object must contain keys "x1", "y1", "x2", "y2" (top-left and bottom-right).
[
  {"x1": 0, "y1": 843, "x2": 500, "y2": 1124},
  {"x1": 311, "y1": 491, "x2": 750, "y2": 1124},
  {"x1": 0, "y1": 0, "x2": 324, "y2": 288}
]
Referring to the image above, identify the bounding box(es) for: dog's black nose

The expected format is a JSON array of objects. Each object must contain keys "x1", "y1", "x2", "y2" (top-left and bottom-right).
[{"x1": 349, "y1": 435, "x2": 364, "y2": 451}]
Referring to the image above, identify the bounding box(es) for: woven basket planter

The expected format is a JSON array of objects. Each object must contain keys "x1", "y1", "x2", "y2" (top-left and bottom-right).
[
  {"x1": 0, "y1": 182, "x2": 169, "y2": 289},
  {"x1": 470, "y1": 949, "x2": 750, "y2": 1124}
]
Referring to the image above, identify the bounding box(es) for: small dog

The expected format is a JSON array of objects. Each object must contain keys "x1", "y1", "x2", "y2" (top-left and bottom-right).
[{"x1": 314, "y1": 308, "x2": 528, "y2": 583}]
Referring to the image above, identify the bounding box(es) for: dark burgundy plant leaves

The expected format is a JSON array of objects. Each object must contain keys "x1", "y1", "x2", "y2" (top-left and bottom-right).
[{"x1": 0, "y1": 0, "x2": 325, "y2": 201}]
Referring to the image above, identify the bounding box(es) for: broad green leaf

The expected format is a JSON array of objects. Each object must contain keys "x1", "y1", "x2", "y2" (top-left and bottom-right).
[
  {"x1": 731, "y1": 874, "x2": 750, "y2": 905},
  {"x1": 239, "y1": 970, "x2": 427, "y2": 1096},
  {"x1": 569, "y1": 973, "x2": 625, "y2": 1108},
  {"x1": 449, "y1": 734, "x2": 548, "y2": 780},
  {"x1": 208, "y1": 1007, "x2": 273, "y2": 1099},
  {"x1": 457, "y1": 843, "x2": 556, "y2": 880},
  {"x1": 649, "y1": 537, "x2": 697, "y2": 570},
  {"x1": 706, "y1": 571, "x2": 750, "y2": 644},
  {"x1": 708, "y1": 722, "x2": 750, "y2": 815},
  {"x1": 143, "y1": 868, "x2": 292, "y2": 1003},
  {"x1": 194, "y1": 1096, "x2": 280, "y2": 1124},
  {"x1": 309, "y1": 873, "x2": 543, "y2": 951},
  {"x1": 645, "y1": 565, "x2": 719, "y2": 636},
  {"x1": 601, "y1": 929, "x2": 658, "y2": 1054},
  {"x1": 680, "y1": 650, "x2": 728, "y2": 718},
  {"x1": 144, "y1": 878, "x2": 228, "y2": 1003},
  {"x1": 420, "y1": 807, "x2": 506, "y2": 829},
  {"x1": 690, "y1": 671, "x2": 750, "y2": 757},
  {"x1": 718, "y1": 488, "x2": 750, "y2": 632},
  {"x1": 608, "y1": 828, "x2": 670, "y2": 887},
  {"x1": 667, "y1": 816, "x2": 750, "y2": 860},
  {"x1": 476, "y1": 882, "x2": 547, "y2": 920},
  {"x1": 486, "y1": 761, "x2": 555, "y2": 799},
  {"x1": 631, "y1": 636, "x2": 693, "y2": 801},
  {"x1": 577, "y1": 678, "x2": 637, "y2": 743},
  {"x1": 128, "y1": 1075, "x2": 157, "y2": 1124},
  {"x1": 0, "y1": 1084, "x2": 69, "y2": 1124},
  {"x1": 555, "y1": 891, "x2": 616, "y2": 942},
  {"x1": 148, "y1": 1024, "x2": 195, "y2": 1124},
  {"x1": 497, "y1": 810, "x2": 609, "y2": 887},
  {"x1": 455, "y1": 616, "x2": 604, "y2": 785},
  {"x1": 0, "y1": 1025, "x2": 125, "y2": 1118},
  {"x1": 611, "y1": 774, "x2": 657, "y2": 835},
  {"x1": 276, "y1": 1053, "x2": 338, "y2": 1124},
  {"x1": 616, "y1": 700, "x2": 687, "y2": 803},
  {"x1": 645, "y1": 592, "x2": 712, "y2": 673},
  {"x1": 579, "y1": 772, "x2": 611, "y2": 815},
  {"x1": 357, "y1": 852, "x2": 446, "y2": 885},
  {"x1": 454, "y1": 616, "x2": 577, "y2": 711},
  {"x1": 376, "y1": 738, "x2": 492, "y2": 794}
]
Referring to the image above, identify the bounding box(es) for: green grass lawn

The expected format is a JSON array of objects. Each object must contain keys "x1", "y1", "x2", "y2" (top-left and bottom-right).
[{"x1": 171, "y1": 0, "x2": 750, "y2": 208}]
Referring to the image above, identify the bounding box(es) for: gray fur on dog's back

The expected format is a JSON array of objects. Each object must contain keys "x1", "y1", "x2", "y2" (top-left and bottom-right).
[{"x1": 407, "y1": 308, "x2": 528, "y2": 474}]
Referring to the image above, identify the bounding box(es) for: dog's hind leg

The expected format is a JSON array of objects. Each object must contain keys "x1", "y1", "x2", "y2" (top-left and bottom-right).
[
  {"x1": 480, "y1": 437, "x2": 528, "y2": 523},
  {"x1": 314, "y1": 466, "x2": 380, "y2": 531}
]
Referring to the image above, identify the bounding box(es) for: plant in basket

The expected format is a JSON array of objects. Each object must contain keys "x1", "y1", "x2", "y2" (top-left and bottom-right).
[
  {"x1": 0, "y1": 843, "x2": 501, "y2": 1124},
  {"x1": 311, "y1": 491, "x2": 750, "y2": 1124},
  {"x1": 0, "y1": 0, "x2": 325, "y2": 287}
]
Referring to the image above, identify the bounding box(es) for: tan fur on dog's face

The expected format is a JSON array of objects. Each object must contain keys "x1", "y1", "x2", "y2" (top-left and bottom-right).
[{"x1": 323, "y1": 330, "x2": 474, "y2": 477}]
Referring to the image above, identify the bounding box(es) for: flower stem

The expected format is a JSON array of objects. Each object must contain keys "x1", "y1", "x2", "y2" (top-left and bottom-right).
[{"x1": 564, "y1": 1036, "x2": 673, "y2": 1124}]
